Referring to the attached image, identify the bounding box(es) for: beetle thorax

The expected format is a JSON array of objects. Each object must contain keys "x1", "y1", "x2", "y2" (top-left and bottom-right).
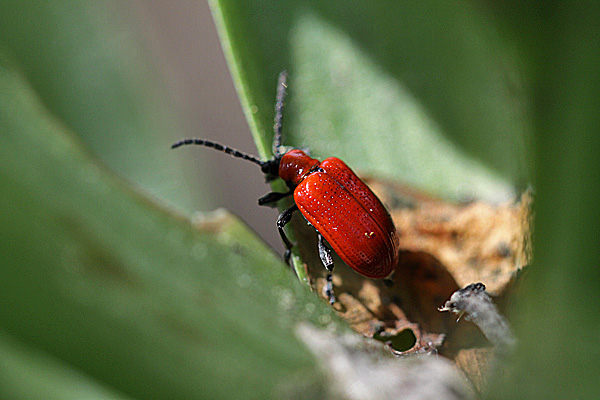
[{"x1": 278, "y1": 149, "x2": 321, "y2": 185}]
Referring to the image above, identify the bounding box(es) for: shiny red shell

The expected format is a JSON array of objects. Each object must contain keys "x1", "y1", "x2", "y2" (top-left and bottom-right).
[{"x1": 279, "y1": 149, "x2": 399, "y2": 278}]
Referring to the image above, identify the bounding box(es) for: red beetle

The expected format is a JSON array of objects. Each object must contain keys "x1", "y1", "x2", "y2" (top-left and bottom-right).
[{"x1": 172, "y1": 71, "x2": 399, "y2": 303}]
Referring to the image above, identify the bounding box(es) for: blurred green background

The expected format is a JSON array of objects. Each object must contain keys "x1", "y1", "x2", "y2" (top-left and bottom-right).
[{"x1": 0, "y1": 1, "x2": 598, "y2": 399}]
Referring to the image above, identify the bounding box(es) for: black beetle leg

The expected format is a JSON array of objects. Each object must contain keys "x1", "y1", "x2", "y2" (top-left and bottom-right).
[
  {"x1": 276, "y1": 205, "x2": 298, "y2": 264},
  {"x1": 258, "y1": 190, "x2": 293, "y2": 206},
  {"x1": 318, "y1": 234, "x2": 336, "y2": 304}
]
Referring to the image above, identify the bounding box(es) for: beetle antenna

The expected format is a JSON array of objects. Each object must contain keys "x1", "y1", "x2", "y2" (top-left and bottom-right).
[
  {"x1": 171, "y1": 138, "x2": 266, "y2": 167},
  {"x1": 272, "y1": 70, "x2": 288, "y2": 157}
]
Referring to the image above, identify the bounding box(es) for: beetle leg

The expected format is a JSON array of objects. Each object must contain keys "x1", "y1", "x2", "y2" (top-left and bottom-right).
[
  {"x1": 276, "y1": 205, "x2": 298, "y2": 264},
  {"x1": 318, "y1": 234, "x2": 336, "y2": 304},
  {"x1": 258, "y1": 190, "x2": 293, "y2": 206}
]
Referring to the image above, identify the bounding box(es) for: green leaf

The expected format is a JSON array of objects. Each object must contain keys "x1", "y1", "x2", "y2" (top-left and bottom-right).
[
  {"x1": 212, "y1": 0, "x2": 531, "y2": 202},
  {"x1": 0, "y1": 1, "x2": 204, "y2": 212},
  {"x1": 489, "y1": 2, "x2": 600, "y2": 400},
  {"x1": 0, "y1": 333, "x2": 131, "y2": 400},
  {"x1": 0, "y1": 58, "x2": 330, "y2": 399}
]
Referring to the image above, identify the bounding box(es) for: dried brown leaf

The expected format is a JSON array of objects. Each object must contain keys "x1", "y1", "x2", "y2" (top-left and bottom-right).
[{"x1": 292, "y1": 179, "x2": 530, "y2": 367}]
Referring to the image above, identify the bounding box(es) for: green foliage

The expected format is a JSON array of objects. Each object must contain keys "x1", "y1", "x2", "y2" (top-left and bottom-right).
[
  {"x1": 213, "y1": 0, "x2": 529, "y2": 202},
  {"x1": 0, "y1": 1, "x2": 598, "y2": 399},
  {"x1": 0, "y1": 1, "x2": 201, "y2": 211},
  {"x1": 488, "y1": 3, "x2": 600, "y2": 400},
  {"x1": 0, "y1": 57, "x2": 329, "y2": 398}
]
